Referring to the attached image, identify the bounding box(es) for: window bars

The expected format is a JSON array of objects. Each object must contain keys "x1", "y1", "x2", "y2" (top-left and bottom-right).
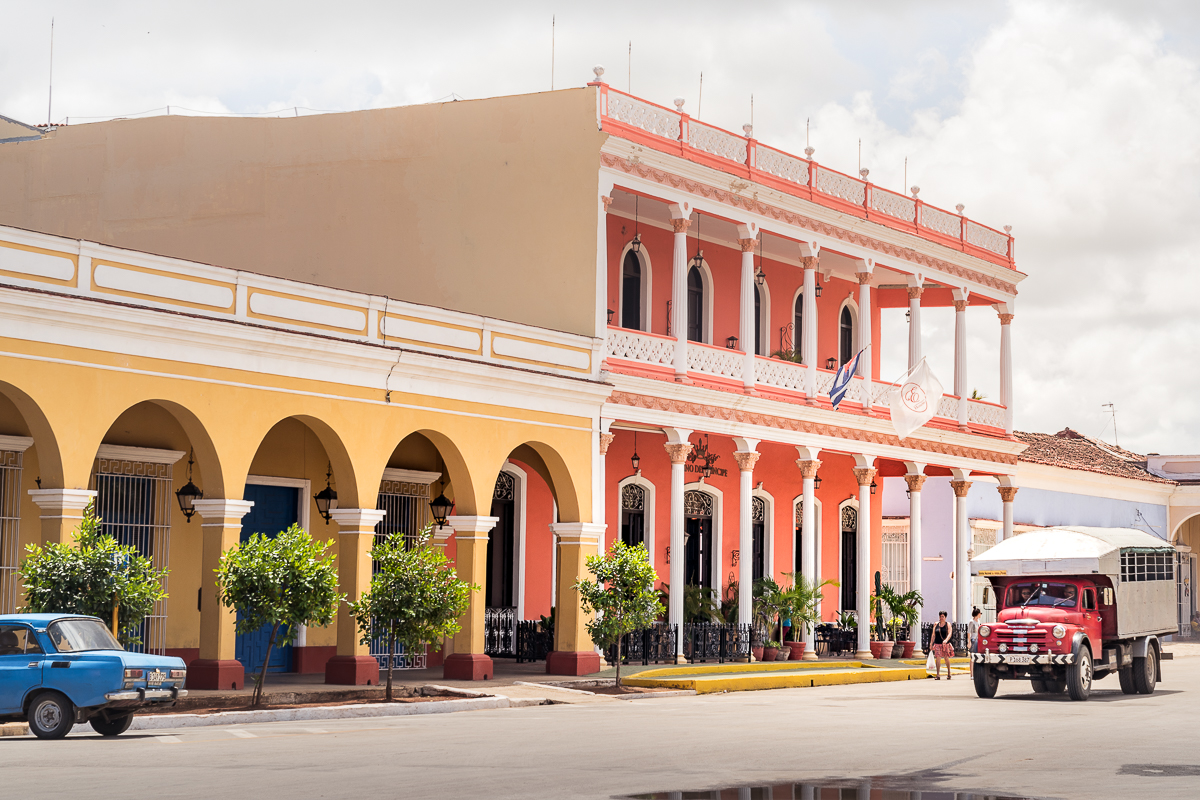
[
  {"x1": 1120, "y1": 550, "x2": 1174, "y2": 583},
  {"x1": 881, "y1": 529, "x2": 909, "y2": 594},
  {"x1": 0, "y1": 449, "x2": 22, "y2": 614},
  {"x1": 91, "y1": 456, "x2": 174, "y2": 655},
  {"x1": 370, "y1": 478, "x2": 435, "y2": 670}
]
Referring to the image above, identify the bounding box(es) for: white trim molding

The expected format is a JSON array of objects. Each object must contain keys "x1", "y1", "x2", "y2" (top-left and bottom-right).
[
  {"x1": 95, "y1": 444, "x2": 186, "y2": 465},
  {"x1": 617, "y1": 472, "x2": 657, "y2": 570},
  {"x1": 381, "y1": 468, "x2": 442, "y2": 485},
  {"x1": 0, "y1": 435, "x2": 34, "y2": 453},
  {"x1": 684, "y1": 479, "x2": 724, "y2": 600},
  {"x1": 245, "y1": 474, "x2": 313, "y2": 534}
]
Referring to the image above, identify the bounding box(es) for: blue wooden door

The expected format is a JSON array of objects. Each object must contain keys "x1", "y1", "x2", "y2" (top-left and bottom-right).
[{"x1": 235, "y1": 484, "x2": 299, "y2": 674}]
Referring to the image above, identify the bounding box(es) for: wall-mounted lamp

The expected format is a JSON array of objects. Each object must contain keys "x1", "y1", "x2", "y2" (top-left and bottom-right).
[
  {"x1": 607, "y1": 308, "x2": 615, "y2": 325},
  {"x1": 726, "y1": 336, "x2": 739, "y2": 349},
  {"x1": 825, "y1": 357, "x2": 838, "y2": 371},
  {"x1": 814, "y1": 476, "x2": 822, "y2": 490},
  {"x1": 870, "y1": 481, "x2": 878, "y2": 496}
]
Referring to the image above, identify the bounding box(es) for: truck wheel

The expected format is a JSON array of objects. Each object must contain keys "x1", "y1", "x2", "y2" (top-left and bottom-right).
[
  {"x1": 89, "y1": 713, "x2": 134, "y2": 737},
  {"x1": 27, "y1": 692, "x2": 75, "y2": 740},
  {"x1": 1118, "y1": 665, "x2": 1137, "y2": 694},
  {"x1": 1133, "y1": 646, "x2": 1157, "y2": 695},
  {"x1": 1067, "y1": 646, "x2": 1093, "y2": 701},
  {"x1": 973, "y1": 665, "x2": 999, "y2": 698}
]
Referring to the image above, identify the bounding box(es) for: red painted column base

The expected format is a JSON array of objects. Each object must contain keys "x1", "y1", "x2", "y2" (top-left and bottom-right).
[
  {"x1": 324, "y1": 655, "x2": 380, "y2": 685},
  {"x1": 443, "y1": 653, "x2": 494, "y2": 680},
  {"x1": 187, "y1": 659, "x2": 244, "y2": 691},
  {"x1": 546, "y1": 651, "x2": 602, "y2": 676},
  {"x1": 293, "y1": 645, "x2": 337, "y2": 674}
]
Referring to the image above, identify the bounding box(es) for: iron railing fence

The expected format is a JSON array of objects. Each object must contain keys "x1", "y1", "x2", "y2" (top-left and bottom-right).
[
  {"x1": 683, "y1": 623, "x2": 751, "y2": 663},
  {"x1": 922, "y1": 622, "x2": 971, "y2": 654},
  {"x1": 605, "y1": 622, "x2": 678, "y2": 666},
  {"x1": 484, "y1": 606, "x2": 517, "y2": 657},
  {"x1": 516, "y1": 620, "x2": 554, "y2": 663}
]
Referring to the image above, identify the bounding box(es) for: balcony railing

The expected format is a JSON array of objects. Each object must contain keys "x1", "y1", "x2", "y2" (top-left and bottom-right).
[
  {"x1": 604, "y1": 327, "x2": 1008, "y2": 432},
  {"x1": 594, "y1": 84, "x2": 1015, "y2": 269}
]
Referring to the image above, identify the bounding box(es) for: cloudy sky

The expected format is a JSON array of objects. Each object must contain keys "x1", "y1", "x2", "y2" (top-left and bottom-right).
[{"x1": 4, "y1": 0, "x2": 1199, "y2": 453}]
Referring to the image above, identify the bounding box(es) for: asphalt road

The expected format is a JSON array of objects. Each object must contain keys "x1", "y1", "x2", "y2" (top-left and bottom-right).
[{"x1": 3, "y1": 656, "x2": 1198, "y2": 800}]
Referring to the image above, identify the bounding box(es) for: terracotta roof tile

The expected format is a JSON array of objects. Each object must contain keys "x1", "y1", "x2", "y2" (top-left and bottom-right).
[{"x1": 1014, "y1": 428, "x2": 1175, "y2": 485}]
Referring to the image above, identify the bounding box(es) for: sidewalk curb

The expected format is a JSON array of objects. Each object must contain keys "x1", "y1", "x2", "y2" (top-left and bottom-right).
[{"x1": 130, "y1": 694, "x2": 534, "y2": 730}]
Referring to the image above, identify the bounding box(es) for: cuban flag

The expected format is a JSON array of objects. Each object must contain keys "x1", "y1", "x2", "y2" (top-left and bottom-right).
[{"x1": 828, "y1": 349, "x2": 864, "y2": 410}]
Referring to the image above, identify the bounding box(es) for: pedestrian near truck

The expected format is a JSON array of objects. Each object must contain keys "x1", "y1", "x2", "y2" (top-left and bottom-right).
[{"x1": 930, "y1": 611, "x2": 955, "y2": 680}]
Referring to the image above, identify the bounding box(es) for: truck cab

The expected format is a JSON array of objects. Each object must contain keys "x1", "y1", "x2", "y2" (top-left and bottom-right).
[{"x1": 970, "y1": 527, "x2": 1176, "y2": 701}]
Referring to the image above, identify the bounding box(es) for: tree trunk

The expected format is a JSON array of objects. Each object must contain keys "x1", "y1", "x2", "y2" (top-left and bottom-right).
[
  {"x1": 386, "y1": 631, "x2": 395, "y2": 702},
  {"x1": 615, "y1": 636, "x2": 622, "y2": 689},
  {"x1": 254, "y1": 623, "x2": 279, "y2": 707}
]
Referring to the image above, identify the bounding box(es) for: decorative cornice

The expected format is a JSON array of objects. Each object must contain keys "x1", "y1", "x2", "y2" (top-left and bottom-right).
[
  {"x1": 951, "y1": 479, "x2": 974, "y2": 498},
  {"x1": 852, "y1": 467, "x2": 877, "y2": 487},
  {"x1": 601, "y1": 152, "x2": 1018, "y2": 296},
  {"x1": 797, "y1": 459, "x2": 822, "y2": 479},
  {"x1": 664, "y1": 442, "x2": 694, "y2": 464},
  {"x1": 738, "y1": 238, "x2": 757, "y2": 253},
  {"x1": 608, "y1": 390, "x2": 1018, "y2": 465},
  {"x1": 997, "y1": 485, "x2": 1019, "y2": 502},
  {"x1": 671, "y1": 218, "x2": 691, "y2": 234},
  {"x1": 904, "y1": 474, "x2": 928, "y2": 493},
  {"x1": 598, "y1": 431, "x2": 615, "y2": 455},
  {"x1": 733, "y1": 451, "x2": 761, "y2": 471}
]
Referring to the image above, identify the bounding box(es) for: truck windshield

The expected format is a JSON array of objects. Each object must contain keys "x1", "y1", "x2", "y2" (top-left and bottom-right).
[
  {"x1": 46, "y1": 619, "x2": 123, "y2": 652},
  {"x1": 1005, "y1": 582, "x2": 1078, "y2": 609}
]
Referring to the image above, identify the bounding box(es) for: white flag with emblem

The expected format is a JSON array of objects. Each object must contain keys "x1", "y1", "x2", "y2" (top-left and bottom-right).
[{"x1": 886, "y1": 358, "x2": 944, "y2": 440}]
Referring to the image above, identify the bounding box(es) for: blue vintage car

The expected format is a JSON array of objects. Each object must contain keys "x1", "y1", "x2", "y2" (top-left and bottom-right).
[{"x1": 0, "y1": 613, "x2": 188, "y2": 739}]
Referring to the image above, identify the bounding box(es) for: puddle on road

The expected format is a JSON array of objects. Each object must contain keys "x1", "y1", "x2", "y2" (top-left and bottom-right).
[{"x1": 622, "y1": 777, "x2": 1041, "y2": 800}]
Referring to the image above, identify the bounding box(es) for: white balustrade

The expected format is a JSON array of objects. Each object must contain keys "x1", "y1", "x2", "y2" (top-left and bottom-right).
[
  {"x1": 967, "y1": 399, "x2": 1007, "y2": 428},
  {"x1": 756, "y1": 146, "x2": 809, "y2": 185},
  {"x1": 606, "y1": 329, "x2": 675, "y2": 366},
  {"x1": 815, "y1": 370, "x2": 837, "y2": 396},
  {"x1": 966, "y1": 221, "x2": 1009, "y2": 255},
  {"x1": 689, "y1": 121, "x2": 748, "y2": 164},
  {"x1": 815, "y1": 168, "x2": 866, "y2": 205},
  {"x1": 687, "y1": 342, "x2": 743, "y2": 379},
  {"x1": 869, "y1": 188, "x2": 916, "y2": 222},
  {"x1": 936, "y1": 395, "x2": 960, "y2": 420},
  {"x1": 755, "y1": 356, "x2": 806, "y2": 391},
  {"x1": 606, "y1": 93, "x2": 681, "y2": 140},
  {"x1": 921, "y1": 205, "x2": 961, "y2": 239},
  {"x1": 871, "y1": 382, "x2": 894, "y2": 404}
]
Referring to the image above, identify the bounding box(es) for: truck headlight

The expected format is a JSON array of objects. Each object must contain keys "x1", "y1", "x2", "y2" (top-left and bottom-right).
[
  {"x1": 1052, "y1": 625, "x2": 1066, "y2": 639},
  {"x1": 979, "y1": 625, "x2": 991, "y2": 638}
]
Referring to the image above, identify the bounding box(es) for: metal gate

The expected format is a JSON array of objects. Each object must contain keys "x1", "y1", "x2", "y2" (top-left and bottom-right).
[
  {"x1": 370, "y1": 478, "x2": 434, "y2": 670},
  {"x1": 0, "y1": 449, "x2": 22, "y2": 614},
  {"x1": 91, "y1": 455, "x2": 173, "y2": 654}
]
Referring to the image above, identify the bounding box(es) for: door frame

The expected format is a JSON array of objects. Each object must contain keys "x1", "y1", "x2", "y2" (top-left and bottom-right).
[
  {"x1": 245, "y1": 475, "x2": 310, "y2": 644},
  {"x1": 684, "y1": 482, "x2": 723, "y2": 604}
]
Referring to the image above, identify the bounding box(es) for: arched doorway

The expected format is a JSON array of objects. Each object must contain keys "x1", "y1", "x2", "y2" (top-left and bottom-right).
[
  {"x1": 840, "y1": 504, "x2": 858, "y2": 613},
  {"x1": 684, "y1": 489, "x2": 714, "y2": 590}
]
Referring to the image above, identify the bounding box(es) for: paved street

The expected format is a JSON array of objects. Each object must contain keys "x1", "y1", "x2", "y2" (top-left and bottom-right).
[{"x1": 4, "y1": 654, "x2": 1198, "y2": 799}]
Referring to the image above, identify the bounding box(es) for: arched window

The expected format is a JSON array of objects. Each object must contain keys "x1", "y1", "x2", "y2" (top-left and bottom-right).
[
  {"x1": 621, "y1": 251, "x2": 642, "y2": 330},
  {"x1": 683, "y1": 489, "x2": 714, "y2": 589},
  {"x1": 793, "y1": 293, "x2": 804, "y2": 359},
  {"x1": 839, "y1": 306, "x2": 854, "y2": 367},
  {"x1": 840, "y1": 504, "x2": 858, "y2": 612},
  {"x1": 687, "y1": 267, "x2": 704, "y2": 342},
  {"x1": 621, "y1": 484, "x2": 646, "y2": 547},
  {"x1": 752, "y1": 496, "x2": 766, "y2": 581}
]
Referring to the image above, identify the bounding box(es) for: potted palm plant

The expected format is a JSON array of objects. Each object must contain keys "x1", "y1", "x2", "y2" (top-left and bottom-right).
[
  {"x1": 885, "y1": 586, "x2": 924, "y2": 658},
  {"x1": 753, "y1": 578, "x2": 783, "y2": 661},
  {"x1": 779, "y1": 572, "x2": 839, "y2": 660}
]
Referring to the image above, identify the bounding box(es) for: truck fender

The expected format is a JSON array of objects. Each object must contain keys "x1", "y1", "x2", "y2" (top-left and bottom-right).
[
  {"x1": 1131, "y1": 635, "x2": 1157, "y2": 659},
  {"x1": 1070, "y1": 632, "x2": 1091, "y2": 662}
]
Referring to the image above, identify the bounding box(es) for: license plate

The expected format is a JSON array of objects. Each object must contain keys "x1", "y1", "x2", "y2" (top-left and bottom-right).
[
  {"x1": 1006, "y1": 654, "x2": 1033, "y2": 665},
  {"x1": 146, "y1": 669, "x2": 166, "y2": 686}
]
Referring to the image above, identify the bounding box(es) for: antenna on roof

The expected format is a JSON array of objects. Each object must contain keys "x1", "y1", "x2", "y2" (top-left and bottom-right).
[
  {"x1": 550, "y1": 15, "x2": 555, "y2": 91},
  {"x1": 697, "y1": 72, "x2": 703, "y2": 120},
  {"x1": 628, "y1": 41, "x2": 632, "y2": 93},
  {"x1": 1102, "y1": 403, "x2": 1119, "y2": 448},
  {"x1": 47, "y1": 18, "x2": 55, "y2": 126}
]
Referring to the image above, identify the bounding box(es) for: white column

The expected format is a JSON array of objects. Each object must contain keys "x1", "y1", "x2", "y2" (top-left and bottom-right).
[
  {"x1": 953, "y1": 288, "x2": 970, "y2": 431},
  {"x1": 904, "y1": 463, "x2": 926, "y2": 656},
  {"x1": 800, "y1": 243, "x2": 820, "y2": 402},
  {"x1": 669, "y1": 204, "x2": 692, "y2": 381},
  {"x1": 907, "y1": 283, "x2": 923, "y2": 369},
  {"x1": 732, "y1": 438, "x2": 760, "y2": 630},
  {"x1": 856, "y1": 260, "x2": 874, "y2": 409},
  {"x1": 999, "y1": 306, "x2": 1014, "y2": 435},
  {"x1": 664, "y1": 429, "x2": 693, "y2": 661},
  {"x1": 951, "y1": 472, "x2": 973, "y2": 623},
  {"x1": 998, "y1": 482, "x2": 1018, "y2": 544},
  {"x1": 737, "y1": 224, "x2": 758, "y2": 392},
  {"x1": 797, "y1": 446, "x2": 821, "y2": 661},
  {"x1": 853, "y1": 457, "x2": 876, "y2": 659},
  {"x1": 597, "y1": 428, "x2": 614, "y2": 542}
]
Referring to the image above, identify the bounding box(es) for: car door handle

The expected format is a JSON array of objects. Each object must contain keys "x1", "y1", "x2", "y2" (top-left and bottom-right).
[{"x1": 28, "y1": 662, "x2": 39, "y2": 668}]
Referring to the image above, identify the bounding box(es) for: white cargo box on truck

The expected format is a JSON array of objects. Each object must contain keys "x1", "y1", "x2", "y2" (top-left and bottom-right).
[{"x1": 971, "y1": 527, "x2": 1177, "y2": 639}]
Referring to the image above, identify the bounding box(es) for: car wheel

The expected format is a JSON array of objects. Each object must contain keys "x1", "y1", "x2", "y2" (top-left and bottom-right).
[
  {"x1": 1067, "y1": 646, "x2": 1093, "y2": 701},
  {"x1": 1133, "y1": 646, "x2": 1157, "y2": 695},
  {"x1": 90, "y1": 713, "x2": 134, "y2": 737},
  {"x1": 1030, "y1": 678, "x2": 1049, "y2": 693},
  {"x1": 27, "y1": 692, "x2": 75, "y2": 740},
  {"x1": 973, "y1": 665, "x2": 999, "y2": 698},
  {"x1": 1118, "y1": 665, "x2": 1137, "y2": 694}
]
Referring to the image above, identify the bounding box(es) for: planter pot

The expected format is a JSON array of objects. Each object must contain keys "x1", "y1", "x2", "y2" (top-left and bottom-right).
[
  {"x1": 752, "y1": 646, "x2": 764, "y2": 662},
  {"x1": 763, "y1": 647, "x2": 779, "y2": 662},
  {"x1": 898, "y1": 641, "x2": 915, "y2": 659},
  {"x1": 776, "y1": 649, "x2": 791, "y2": 661},
  {"x1": 785, "y1": 641, "x2": 806, "y2": 660},
  {"x1": 869, "y1": 642, "x2": 883, "y2": 659},
  {"x1": 874, "y1": 641, "x2": 894, "y2": 659}
]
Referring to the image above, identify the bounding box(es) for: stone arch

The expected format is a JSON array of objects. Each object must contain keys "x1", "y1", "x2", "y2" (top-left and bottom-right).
[
  {"x1": 500, "y1": 441, "x2": 581, "y2": 525},
  {"x1": 0, "y1": 379, "x2": 64, "y2": 487}
]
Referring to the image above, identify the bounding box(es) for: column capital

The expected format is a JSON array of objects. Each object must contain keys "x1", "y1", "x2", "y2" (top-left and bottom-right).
[
  {"x1": 950, "y1": 480, "x2": 973, "y2": 498},
  {"x1": 664, "y1": 442, "x2": 693, "y2": 464},
  {"x1": 447, "y1": 515, "x2": 500, "y2": 539},
  {"x1": 907, "y1": 286, "x2": 924, "y2": 300},
  {"x1": 738, "y1": 238, "x2": 757, "y2": 253},
  {"x1": 998, "y1": 313, "x2": 1015, "y2": 325},
  {"x1": 856, "y1": 272, "x2": 873, "y2": 285},
  {"x1": 800, "y1": 256, "x2": 819, "y2": 271},
  {"x1": 954, "y1": 299, "x2": 969, "y2": 312},
  {"x1": 192, "y1": 498, "x2": 255, "y2": 523},
  {"x1": 671, "y1": 218, "x2": 691, "y2": 233},
  {"x1": 733, "y1": 451, "x2": 760, "y2": 472},
  {"x1": 601, "y1": 195, "x2": 613, "y2": 212},
  {"x1": 904, "y1": 474, "x2": 927, "y2": 493},
  {"x1": 598, "y1": 432, "x2": 615, "y2": 455},
  {"x1": 797, "y1": 459, "x2": 822, "y2": 479},
  {"x1": 852, "y1": 467, "x2": 877, "y2": 487},
  {"x1": 997, "y1": 486, "x2": 1019, "y2": 503},
  {"x1": 28, "y1": 488, "x2": 98, "y2": 513},
  {"x1": 330, "y1": 508, "x2": 388, "y2": 531},
  {"x1": 549, "y1": 522, "x2": 606, "y2": 545}
]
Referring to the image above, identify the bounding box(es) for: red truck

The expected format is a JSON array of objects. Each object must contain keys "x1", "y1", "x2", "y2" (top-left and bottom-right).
[{"x1": 970, "y1": 527, "x2": 1178, "y2": 701}]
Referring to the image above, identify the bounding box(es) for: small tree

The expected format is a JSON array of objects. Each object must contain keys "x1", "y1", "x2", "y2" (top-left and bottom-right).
[
  {"x1": 19, "y1": 502, "x2": 166, "y2": 647},
  {"x1": 777, "y1": 572, "x2": 839, "y2": 642},
  {"x1": 347, "y1": 527, "x2": 475, "y2": 701},
  {"x1": 575, "y1": 541, "x2": 662, "y2": 688},
  {"x1": 215, "y1": 524, "x2": 342, "y2": 706}
]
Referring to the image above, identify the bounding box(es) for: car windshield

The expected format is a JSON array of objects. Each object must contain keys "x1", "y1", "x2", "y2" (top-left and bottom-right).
[
  {"x1": 1004, "y1": 582, "x2": 1079, "y2": 609},
  {"x1": 46, "y1": 619, "x2": 123, "y2": 652}
]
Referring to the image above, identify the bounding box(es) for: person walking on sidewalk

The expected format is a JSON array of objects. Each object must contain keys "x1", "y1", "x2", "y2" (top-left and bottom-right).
[{"x1": 930, "y1": 611, "x2": 954, "y2": 680}]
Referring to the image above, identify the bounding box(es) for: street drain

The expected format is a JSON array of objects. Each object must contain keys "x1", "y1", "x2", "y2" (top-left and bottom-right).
[{"x1": 1118, "y1": 764, "x2": 1200, "y2": 777}]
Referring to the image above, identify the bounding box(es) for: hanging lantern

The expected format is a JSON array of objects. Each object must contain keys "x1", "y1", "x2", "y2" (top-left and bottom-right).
[
  {"x1": 631, "y1": 431, "x2": 641, "y2": 472},
  {"x1": 814, "y1": 475, "x2": 822, "y2": 490},
  {"x1": 174, "y1": 449, "x2": 203, "y2": 523},
  {"x1": 870, "y1": 481, "x2": 878, "y2": 496},
  {"x1": 428, "y1": 489, "x2": 454, "y2": 528},
  {"x1": 313, "y1": 462, "x2": 338, "y2": 524},
  {"x1": 755, "y1": 267, "x2": 766, "y2": 286},
  {"x1": 631, "y1": 232, "x2": 642, "y2": 254},
  {"x1": 815, "y1": 284, "x2": 823, "y2": 298}
]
